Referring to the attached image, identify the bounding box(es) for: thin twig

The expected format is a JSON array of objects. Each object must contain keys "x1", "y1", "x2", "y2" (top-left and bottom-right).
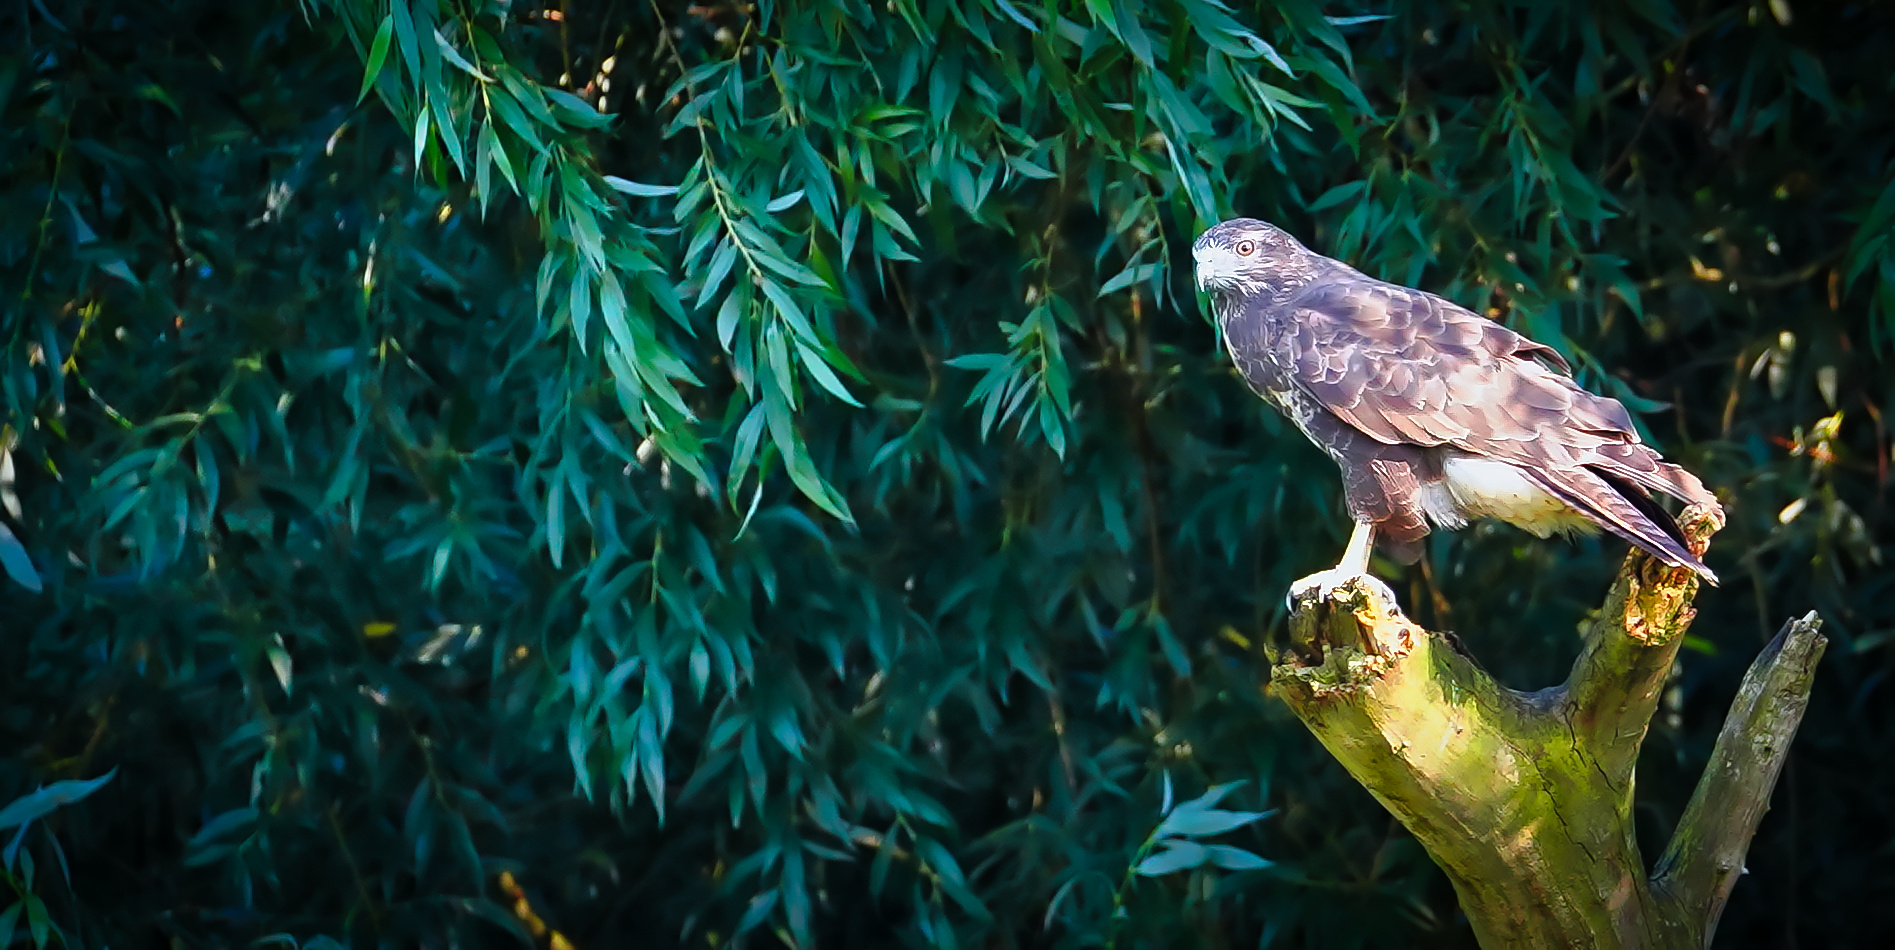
[
  {"x1": 650, "y1": 1, "x2": 766, "y2": 291},
  {"x1": 19, "y1": 113, "x2": 72, "y2": 308},
  {"x1": 329, "y1": 803, "x2": 383, "y2": 930}
]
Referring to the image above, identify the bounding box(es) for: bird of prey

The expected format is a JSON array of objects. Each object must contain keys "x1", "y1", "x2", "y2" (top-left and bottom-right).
[{"x1": 1191, "y1": 218, "x2": 1721, "y2": 602}]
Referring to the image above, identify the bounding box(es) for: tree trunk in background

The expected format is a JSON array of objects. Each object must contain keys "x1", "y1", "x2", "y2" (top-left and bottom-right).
[{"x1": 1269, "y1": 507, "x2": 1826, "y2": 949}]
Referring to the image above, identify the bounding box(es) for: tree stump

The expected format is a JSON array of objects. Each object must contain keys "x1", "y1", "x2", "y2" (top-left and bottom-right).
[{"x1": 1269, "y1": 505, "x2": 1825, "y2": 949}]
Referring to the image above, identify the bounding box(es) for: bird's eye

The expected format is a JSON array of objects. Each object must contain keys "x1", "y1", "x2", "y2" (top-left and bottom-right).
[{"x1": 1234, "y1": 239, "x2": 1259, "y2": 256}]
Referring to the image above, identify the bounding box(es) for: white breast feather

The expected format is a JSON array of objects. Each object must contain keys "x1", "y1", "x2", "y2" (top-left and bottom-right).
[{"x1": 1429, "y1": 456, "x2": 1597, "y2": 537}]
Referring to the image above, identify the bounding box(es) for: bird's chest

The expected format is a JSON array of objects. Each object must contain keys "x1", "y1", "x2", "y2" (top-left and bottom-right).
[
  {"x1": 1218, "y1": 304, "x2": 1297, "y2": 391},
  {"x1": 1260, "y1": 384, "x2": 1336, "y2": 453},
  {"x1": 1220, "y1": 301, "x2": 1341, "y2": 453},
  {"x1": 1220, "y1": 309, "x2": 1328, "y2": 446}
]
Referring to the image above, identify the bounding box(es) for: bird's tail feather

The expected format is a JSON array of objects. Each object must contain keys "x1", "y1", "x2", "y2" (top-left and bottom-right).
[
  {"x1": 1525, "y1": 467, "x2": 1718, "y2": 584},
  {"x1": 1593, "y1": 468, "x2": 1694, "y2": 557},
  {"x1": 1592, "y1": 443, "x2": 1721, "y2": 510}
]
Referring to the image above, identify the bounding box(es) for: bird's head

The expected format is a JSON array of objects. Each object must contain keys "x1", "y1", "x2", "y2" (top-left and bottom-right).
[{"x1": 1192, "y1": 218, "x2": 1313, "y2": 299}]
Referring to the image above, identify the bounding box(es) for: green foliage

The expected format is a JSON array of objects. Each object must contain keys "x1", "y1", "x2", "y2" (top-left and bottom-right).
[
  {"x1": 1, "y1": 0, "x2": 1892, "y2": 947},
  {"x1": 0, "y1": 768, "x2": 115, "y2": 949},
  {"x1": 1131, "y1": 779, "x2": 1272, "y2": 879}
]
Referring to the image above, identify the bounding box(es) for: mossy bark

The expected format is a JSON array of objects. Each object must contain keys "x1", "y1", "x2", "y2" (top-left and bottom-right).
[{"x1": 1269, "y1": 507, "x2": 1825, "y2": 949}]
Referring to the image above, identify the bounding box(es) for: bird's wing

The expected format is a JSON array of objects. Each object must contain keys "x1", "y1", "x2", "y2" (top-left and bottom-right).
[{"x1": 1278, "y1": 276, "x2": 1714, "y2": 507}]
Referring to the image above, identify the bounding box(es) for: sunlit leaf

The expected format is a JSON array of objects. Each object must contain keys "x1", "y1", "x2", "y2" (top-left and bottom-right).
[
  {"x1": 0, "y1": 769, "x2": 118, "y2": 831},
  {"x1": 605, "y1": 176, "x2": 680, "y2": 198},
  {"x1": 1135, "y1": 840, "x2": 1208, "y2": 876},
  {"x1": 0, "y1": 523, "x2": 39, "y2": 593},
  {"x1": 357, "y1": 14, "x2": 394, "y2": 103}
]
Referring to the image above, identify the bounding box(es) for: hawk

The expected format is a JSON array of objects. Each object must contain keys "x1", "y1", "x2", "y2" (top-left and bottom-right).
[{"x1": 1191, "y1": 218, "x2": 1720, "y2": 601}]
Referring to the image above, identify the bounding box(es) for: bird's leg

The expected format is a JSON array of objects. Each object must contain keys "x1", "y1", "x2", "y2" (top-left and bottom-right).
[
  {"x1": 1337, "y1": 519, "x2": 1374, "y2": 576},
  {"x1": 1287, "y1": 521, "x2": 1398, "y2": 610}
]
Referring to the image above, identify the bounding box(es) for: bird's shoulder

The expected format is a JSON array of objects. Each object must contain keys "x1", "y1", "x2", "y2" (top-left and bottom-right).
[
  {"x1": 1283, "y1": 268, "x2": 1565, "y2": 373},
  {"x1": 1268, "y1": 267, "x2": 1618, "y2": 450}
]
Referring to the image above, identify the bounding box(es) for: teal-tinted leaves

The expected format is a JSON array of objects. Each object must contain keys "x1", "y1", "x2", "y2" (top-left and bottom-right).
[
  {"x1": 0, "y1": 897, "x2": 50, "y2": 950},
  {"x1": 1133, "y1": 782, "x2": 1273, "y2": 877},
  {"x1": 1847, "y1": 177, "x2": 1895, "y2": 288},
  {"x1": 604, "y1": 176, "x2": 680, "y2": 198},
  {"x1": 545, "y1": 87, "x2": 613, "y2": 130},
  {"x1": 1134, "y1": 838, "x2": 1207, "y2": 875},
  {"x1": 182, "y1": 807, "x2": 258, "y2": 867},
  {"x1": 862, "y1": 193, "x2": 919, "y2": 247},
  {"x1": 433, "y1": 28, "x2": 492, "y2": 83},
  {"x1": 916, "y1": 836, "x2": 991, "y2": 920},
  {"x1": 1585, "y1": 254, "x2": 1646, "y2": 323},
  {"x1": 485, "y1": 81, "x2": 548, "y2": 157},
  {"x1": 0, "y1": 522, "x2": 38, "y2": 592},
  {"x1": 796, "y1": 339, "x2": 863, "y2": 408},
  {"x1": 1787, "y1": 49, "x2": 1837, "y2": 115},
  {"x1": 0, "y1": 904, "x2": 20, "y2": 950},
  {"x1": 1005, "y1": 153, "x2": 1057, "y2": 180},
  {"x1": 1306, "y1": 179, "x2": 1366, "y2": 214},
  {"x1": 0, "y1": 769, "x2": 116, "y2": 832},
  {"x1": 597, "y1": 269, "x2": 633, "y2": 355},
  {"x1": 1086, "y1": 0, "x2": 1155, "y2": 67},
  {"x1": 567, "y1": 264, "x2": 594, "y2": 350},
  {"x1": 1156, "y1": 787, "x2": 1268, "y2": 838},
  {"x1": 563, "y1": 204, "x2": 606, "y2": 274},
  {"x1": 357, "y1": 14, "x2": 395, "y2": 104},
  {"x1": 703, "y1": 241, "x2": 740, "y2": 309},
  {"x1": 388, "y1": 0, "x2": 423, "y2": 90},
  {"x1": 754, "y1": 277, "x2": 816, "y2": 343},
  {"x1": 946, "y1": 293, "x2": 1074, "y2": 456},
  {"x1": 762, "y1": 385, "x2": 853, "y2": 523},
  {"x1": 1100, "y1": 262, "x2": 1163, "y2": 297},
  {"x1": 411, "y1": 105, "x2": 432, "y2": 173},
  {"x1": 765, "y1": 189, "x2": 805, "y2": 213},
  {"x1": 426, "y1": 81, "x2": 468, "y2": 177},
  {"x1": 1180, "y1": 0, "x2": 1288, "y2": 71}
]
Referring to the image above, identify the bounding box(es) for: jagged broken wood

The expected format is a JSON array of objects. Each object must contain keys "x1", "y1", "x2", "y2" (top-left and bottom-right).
[{"x1": 1268, "y1": 506, "x2": 1824, "y2": 949}]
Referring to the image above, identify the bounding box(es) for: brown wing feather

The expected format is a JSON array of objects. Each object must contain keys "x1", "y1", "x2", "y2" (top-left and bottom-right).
[{"x1": 1282, "y1": 277, "x2": 1719, "y2": 511}]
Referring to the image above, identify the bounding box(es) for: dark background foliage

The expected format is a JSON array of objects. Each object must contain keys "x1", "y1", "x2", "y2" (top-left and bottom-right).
[{"x1": 2, "y1": 0, "x2": 1890, "y2": 947}]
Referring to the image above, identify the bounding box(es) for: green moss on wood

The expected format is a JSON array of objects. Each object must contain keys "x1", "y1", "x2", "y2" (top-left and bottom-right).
[{"x1": 1269, "y1": 512, "x2": 1825, "y2": 950}]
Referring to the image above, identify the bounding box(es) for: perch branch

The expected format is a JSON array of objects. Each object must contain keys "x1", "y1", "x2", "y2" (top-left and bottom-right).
[
  {"x1": 1650, "y1": 610, "x2": 1826, "y2": 947},
  {"x1": 1266, "y1": 506, "x2": 1823, "y2": 950},
  {"x1": 1274, "y1": 579, "x2": 1653, "y2": 947},
  {"x1": 1561, "y1": 502, "x2": 1724, "y2": 785}
]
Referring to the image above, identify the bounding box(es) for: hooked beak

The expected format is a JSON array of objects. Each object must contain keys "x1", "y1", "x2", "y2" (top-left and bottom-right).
[{"x1": 1192, "y1": 245, "x2": 1230, "y2": 293}]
